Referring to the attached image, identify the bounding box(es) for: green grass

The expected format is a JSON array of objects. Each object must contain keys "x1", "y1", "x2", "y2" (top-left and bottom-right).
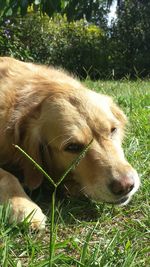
[{"x1": 0, "y1": 80, "x2": 150, "y2": 267}]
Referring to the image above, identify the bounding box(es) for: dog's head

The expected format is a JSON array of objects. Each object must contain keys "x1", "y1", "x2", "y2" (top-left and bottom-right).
[
  {"x1": 19, "y1": 78, "x2": 140, "y2": 205},
  {"x1": 12, "y1": 63, "x2": 139, "y2": 205}
]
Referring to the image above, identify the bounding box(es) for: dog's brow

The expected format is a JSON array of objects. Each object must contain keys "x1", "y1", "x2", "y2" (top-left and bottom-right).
[{"x1": 60, "y1": 136, "x2": 75, "y2": 150}]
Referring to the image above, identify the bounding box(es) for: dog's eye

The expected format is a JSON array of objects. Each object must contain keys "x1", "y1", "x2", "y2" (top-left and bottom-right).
[
  {"x1": 111, "y1": 127, "x2": 117, "y2": 134},
  {"x1": 65, "y1": 143, "x2": 85, "y2": 153}
]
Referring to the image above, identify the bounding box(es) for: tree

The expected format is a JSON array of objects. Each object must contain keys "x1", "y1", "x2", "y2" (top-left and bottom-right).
[
  {"x1": 109, "y1": 0, "x2": 150, "y2": 78},
  {"x1": 0, "y1": 0, "x2": 112, "y2": 21}
]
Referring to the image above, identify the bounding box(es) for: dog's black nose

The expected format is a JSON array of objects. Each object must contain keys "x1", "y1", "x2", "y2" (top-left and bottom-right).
[{"x1": 109, "y1": 178, "x2": 134, "y2": 196}]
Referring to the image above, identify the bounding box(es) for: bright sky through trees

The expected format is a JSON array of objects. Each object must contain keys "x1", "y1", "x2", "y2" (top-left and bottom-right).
[{"x1": 108, "y1": 0, "x2": 117, "y2": 24}]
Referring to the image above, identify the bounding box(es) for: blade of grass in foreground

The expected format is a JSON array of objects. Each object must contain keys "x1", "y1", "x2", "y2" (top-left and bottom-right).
[
  {"x1": 79, "y1": 221, "x2": 99, "y2": 266},
  {"x1": 56, "y1": 139, "x2": 93, "y2": 187},
  {"x1": 14, "y1": 144, "x2": 56, "y2": 187},
  {"x1": 14, "y1": 140, "x2": 93, "y2": 267}
]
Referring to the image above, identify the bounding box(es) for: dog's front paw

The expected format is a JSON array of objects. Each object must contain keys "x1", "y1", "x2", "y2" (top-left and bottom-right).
[{"x1": 10, "y1": 197, "x2": 47, "y2": 230}]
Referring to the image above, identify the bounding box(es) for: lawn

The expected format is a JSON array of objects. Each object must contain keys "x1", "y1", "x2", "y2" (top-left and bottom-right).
[{"x1": 0, "y1": 80, "x2": 149, "y2": 267}]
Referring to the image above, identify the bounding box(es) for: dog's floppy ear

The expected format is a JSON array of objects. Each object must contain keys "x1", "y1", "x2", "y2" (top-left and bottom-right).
[
  {"x1": 20, "y1": 136, "x2": 53, "y2": 190},
  {"x1": 21, "y1": 133, "x2": 44, "y2": 190},
  {"x1": 14, "y1": 106, "x2": 53, "y2": 190}
]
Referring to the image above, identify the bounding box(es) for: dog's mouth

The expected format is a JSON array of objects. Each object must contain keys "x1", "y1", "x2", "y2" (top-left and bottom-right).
[
  {"x1": 95, "y1": 195, "x2": 130, "y2": 206},
  {"x1": 110, "y1": 196, "x2": 130, "y2": 206},
  {"x1": 85, "y1": 191, "x2": 130, "y2": 206}
]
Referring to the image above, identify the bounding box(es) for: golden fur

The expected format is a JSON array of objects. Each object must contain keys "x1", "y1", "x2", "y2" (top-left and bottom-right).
[{"x1": 0, "y1": 57, "x2": 140, "y2": 229}]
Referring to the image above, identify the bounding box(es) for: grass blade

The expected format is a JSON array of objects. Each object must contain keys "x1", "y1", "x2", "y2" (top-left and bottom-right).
[
  {"x1": 80, "y1": 221, "x2": 99, "y2": 265},
  {"x1": 56, "y1": 139, "x2": 93, "y2": 187},
  {"x1": 14, "y1": 144, "x2": 56, "y2": 187}
]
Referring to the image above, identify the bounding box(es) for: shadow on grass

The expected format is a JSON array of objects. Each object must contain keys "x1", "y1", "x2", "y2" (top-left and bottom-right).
[{"x1": 29, "y1": 183, "x2": 113, "y2": 225}]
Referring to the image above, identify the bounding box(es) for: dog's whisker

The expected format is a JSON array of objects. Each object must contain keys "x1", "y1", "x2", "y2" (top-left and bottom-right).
[
  {"x1": 79, "y1": 185, "x2": 88, "y2": 193},
  {"x1": 47, "y1": 134, "x2": 68, "y2": 146},
  {"x1": 93, "y1": 158, "x2": 110, "y2": 167}
]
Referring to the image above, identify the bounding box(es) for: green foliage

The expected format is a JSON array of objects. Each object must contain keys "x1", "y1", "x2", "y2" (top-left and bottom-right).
[
  {"x1": 0, "y1": 17, "x2": 31, "y2": 59},
  {"x1": 1, "y1": 0, "x2": 150, "y2": 79},
  {"x1": 0, "y1": 0, "x2": 61, "y2": 18},
  {"x1": 43, "y1": 15, "x2": 108, "y2": 78},
  {"x1": 0, "y1": 14, "x2": 109, "y2": 79},
  {"x1": 0, "y1": 0, "x2": 111, "y2": 25},
  {"x1": 109, "y1": 0, "x2": 150, "y2": 78}
]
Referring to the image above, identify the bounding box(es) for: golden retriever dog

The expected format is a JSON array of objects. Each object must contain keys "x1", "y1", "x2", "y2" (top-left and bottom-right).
[{"x1": 0, "y1": 57, "x2": 140, "y2": 229}]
